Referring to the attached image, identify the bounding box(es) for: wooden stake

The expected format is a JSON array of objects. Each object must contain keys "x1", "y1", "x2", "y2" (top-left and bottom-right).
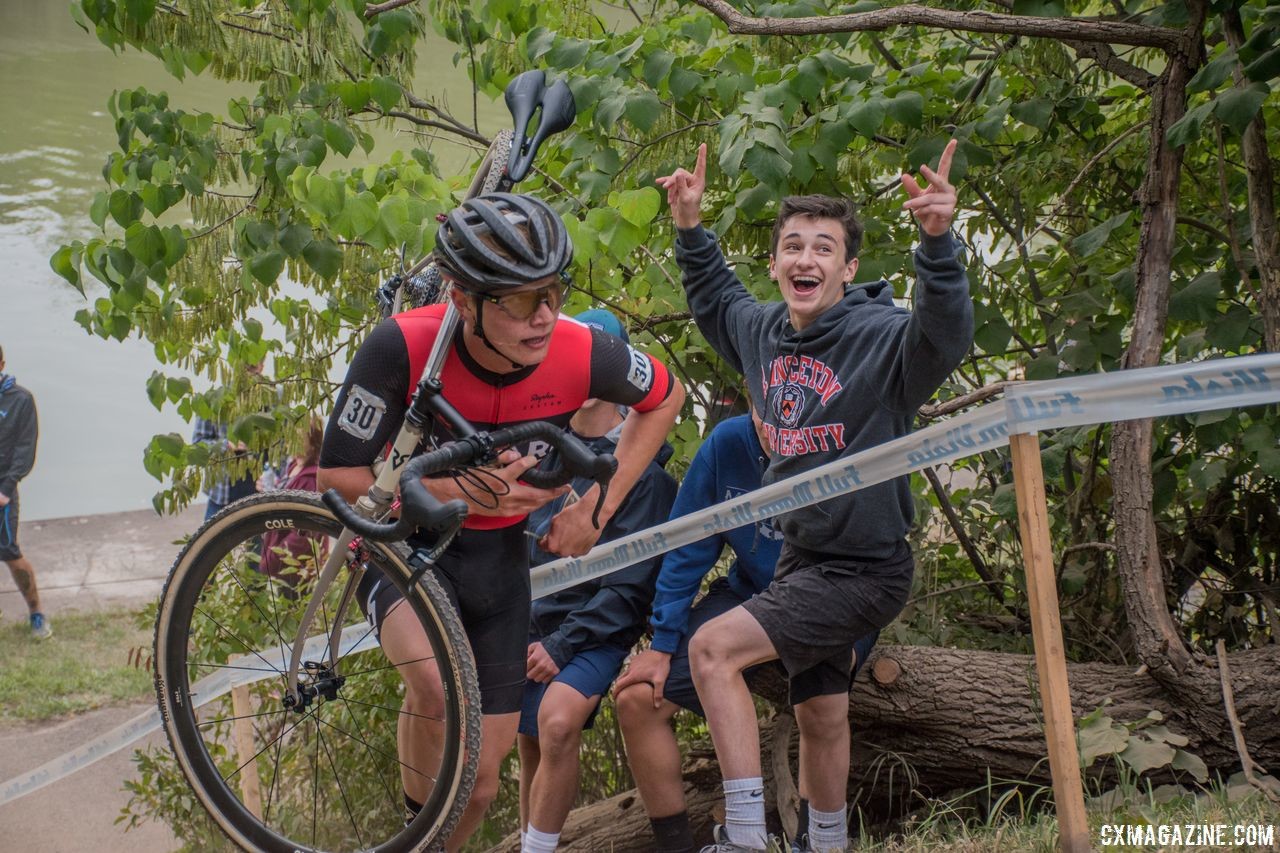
[
  {"x1": 1009, "y1": 431, "x2": 1090, "y2": 853},
  {"x1": 230, "y1": 685, "x2": 263, "y2": 819}
]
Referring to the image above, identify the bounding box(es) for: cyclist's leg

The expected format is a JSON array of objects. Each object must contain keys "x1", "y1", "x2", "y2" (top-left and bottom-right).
[
  {"x1": 376, "y1": 597, "x2": 449, "y2": 809},
  {"x1": 432, "y1": 524, "x2": 532, "y2": 849}
]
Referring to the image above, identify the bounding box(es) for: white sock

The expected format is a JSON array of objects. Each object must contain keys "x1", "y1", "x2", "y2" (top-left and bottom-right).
[
  {"x1": 808, "y1": 804, "x2": 848, "y2": 852},
  {"x1": 522, "y1": 824, "x2": 560, "y2": 853},
  {"x1": 722, "y1": 777, "x2": 767, "y2": 848}
]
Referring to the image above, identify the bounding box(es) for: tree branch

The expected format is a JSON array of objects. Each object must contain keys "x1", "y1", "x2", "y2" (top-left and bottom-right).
[
  {"x1": 922, "y1": 466, "x2": 1010, "y2": 605},
  {"x1": 364, "y1": 0, "x2": 416, "y2": 17},
  {"x1": 688, "y1": 0, "x2": 1183, "y2": 51},
  {"x1": 916, "y1": 381, "x2": 1009, "y2": 419}
]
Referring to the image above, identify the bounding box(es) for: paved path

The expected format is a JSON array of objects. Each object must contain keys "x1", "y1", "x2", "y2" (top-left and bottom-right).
[{"x1": 0, "y1": 505, "x2": 206, "y2": 852}]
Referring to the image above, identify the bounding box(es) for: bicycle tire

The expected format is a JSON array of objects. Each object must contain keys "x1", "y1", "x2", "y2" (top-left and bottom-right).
[{"x1": 154, "y1": 491, "x2": 481, "y2": 852}]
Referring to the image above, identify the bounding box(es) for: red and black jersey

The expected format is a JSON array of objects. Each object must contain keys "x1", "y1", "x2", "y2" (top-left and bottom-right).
[{"x1": 321, "y1": 304, "x2": 675, "y2": 529}]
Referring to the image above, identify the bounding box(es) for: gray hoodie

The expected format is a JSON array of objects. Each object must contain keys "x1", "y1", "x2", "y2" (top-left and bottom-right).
[{"x1": 675, "y1": 226, "x2": 973, "y2": 560}]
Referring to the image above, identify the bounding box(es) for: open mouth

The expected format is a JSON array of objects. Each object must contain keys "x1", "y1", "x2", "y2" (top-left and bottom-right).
[
  {"x1": 522, "y1": 334, "x2": 550, "y2": 348},
  {"x1": 790, "y1": 275, "x2": 822, "y2": 295}
]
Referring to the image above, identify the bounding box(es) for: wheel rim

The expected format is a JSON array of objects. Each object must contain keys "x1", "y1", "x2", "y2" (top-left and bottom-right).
[{"x1": 156, "y1": 498, "x2": 468, "y2": 852}]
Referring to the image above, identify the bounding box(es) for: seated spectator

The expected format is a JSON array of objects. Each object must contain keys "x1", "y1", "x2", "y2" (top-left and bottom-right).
[{"x1": 516, "y1": 310, "x2": 679, "y2": 853}]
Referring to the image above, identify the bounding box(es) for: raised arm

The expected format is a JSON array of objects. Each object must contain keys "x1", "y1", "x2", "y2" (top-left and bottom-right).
[{"x1": 883, "y1": 139, "x2": 974, "y2": 411}]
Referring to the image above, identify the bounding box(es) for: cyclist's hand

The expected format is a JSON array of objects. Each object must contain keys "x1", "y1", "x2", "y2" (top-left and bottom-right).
[
  {"x1": 538, "y1": 489, "x2": 609, "y2": 556},
  {"x1": 526, "y1": 642, "x2": 561, "y2": 683},
  {"x1": 612, "y1": 649, "x2": 672, "y2": 707},
  {"x1": 439, "y1": 451, "x2": 570, "y2": 517},
  {"x1": 656, "y1": 143, "x2": 707, "y2": 230}
]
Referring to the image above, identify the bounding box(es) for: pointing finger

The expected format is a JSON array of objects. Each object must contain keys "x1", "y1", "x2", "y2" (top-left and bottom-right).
[
  {"x1": 693, "y1": 143, "x2": 707, "y2": 184},
  {"x1": 935, "y1": 138, "x2": 958, "y2": 183},
  {"x1": 899, "y1": 172, "x2": 925, "y2": 198}
]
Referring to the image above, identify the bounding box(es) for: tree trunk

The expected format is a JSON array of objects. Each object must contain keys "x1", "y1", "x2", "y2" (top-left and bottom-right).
[
  {"x1": 1223, "y1": 6, "x2": 1280, "y2": 352},
  {"x1": 1111, "y1": 2, "x2": 1208, "y2": 684},
  {"x1": 488, "y1": 644, "x2": 1280, "y2": 852}
]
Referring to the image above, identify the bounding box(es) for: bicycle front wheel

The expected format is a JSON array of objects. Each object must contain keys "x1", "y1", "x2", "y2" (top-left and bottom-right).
[{"x1": 154, "y1": 491, "x2": 480, "y2": 852}]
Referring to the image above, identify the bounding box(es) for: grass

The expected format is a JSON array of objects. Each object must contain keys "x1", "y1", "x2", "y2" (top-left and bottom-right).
[
  {"x1": 0, "y1": 607, "x2": 154, "y2": 722},
  {"x1": 838, "y1": 777, "x2": 1280, "y2": 852}
]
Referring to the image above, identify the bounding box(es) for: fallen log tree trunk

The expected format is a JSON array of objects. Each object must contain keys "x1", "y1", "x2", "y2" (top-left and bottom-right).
[{"x1": 488, "y1": 643, "x2": 1280, "y2": 852}]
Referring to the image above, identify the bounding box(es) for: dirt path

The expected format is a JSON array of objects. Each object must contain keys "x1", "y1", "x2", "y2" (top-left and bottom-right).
[{"x1": 0, "y1": 704, "x2": 178, "y2": 852}]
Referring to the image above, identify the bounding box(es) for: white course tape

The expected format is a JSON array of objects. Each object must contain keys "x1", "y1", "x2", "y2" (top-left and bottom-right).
[
  {"x1": 4, "y1": 351, "x2": 1280, "y2": 808},
  {"x1": 0, "y1": 624, "x2": 378, "y2": 808},
  {"x1": 532, "y1": 351, "x2": 1280, "y2": 599}
]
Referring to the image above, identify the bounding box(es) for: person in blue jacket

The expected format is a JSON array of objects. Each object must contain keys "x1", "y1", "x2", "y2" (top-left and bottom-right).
[
  {"x1": 613, "y1": 408, "x2": 877, "y2": 853},
  {"x1": 516, "y1": 309, "x2": 679, "y2": 853}
]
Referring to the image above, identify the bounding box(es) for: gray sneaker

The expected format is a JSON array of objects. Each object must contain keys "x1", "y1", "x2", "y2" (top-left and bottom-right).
[
  {"x1": 700, "y1": 825, "x2": 766, "y2": 852},
  {"x1": 29, "y1": 612, "x2": 52, "y2": 639}
]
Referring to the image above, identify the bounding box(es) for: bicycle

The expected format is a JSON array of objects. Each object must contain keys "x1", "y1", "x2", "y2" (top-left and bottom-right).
[{"x1": 152, "y1": 71, "x2": 607, "y2": 853}]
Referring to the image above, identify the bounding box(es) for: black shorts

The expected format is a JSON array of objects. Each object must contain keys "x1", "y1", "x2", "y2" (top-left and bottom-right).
[
  {"x1": 743, "y1": 541, "x2": 912, "y2": 680},
  {"x1": 664, "y1": 577, "x2": 879, "y2": 714},
  {"x1": 357, "y1": 524, "x2": 530, "y2": 714},
  {"x1": 0, "y1": 490, "x2": 21, "y2": 561}
]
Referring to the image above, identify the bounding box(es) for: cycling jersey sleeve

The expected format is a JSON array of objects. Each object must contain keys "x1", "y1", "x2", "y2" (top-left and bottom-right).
[
  {"x1": 585, "y1": 327, "x2": 675, "y2": 413},
  {"x1": 320, "y1": 320, "x2": 412, "y2": 469}
]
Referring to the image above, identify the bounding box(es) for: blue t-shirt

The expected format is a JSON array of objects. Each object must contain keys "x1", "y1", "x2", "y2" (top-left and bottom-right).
[{"x1": 649, "y1": 414, "x2": 784, "y2": 654}]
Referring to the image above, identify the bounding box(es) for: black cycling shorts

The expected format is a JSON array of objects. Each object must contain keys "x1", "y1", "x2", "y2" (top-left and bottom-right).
[{"x1": 357, "y1": 524, "x2": 530, "y2": 714}]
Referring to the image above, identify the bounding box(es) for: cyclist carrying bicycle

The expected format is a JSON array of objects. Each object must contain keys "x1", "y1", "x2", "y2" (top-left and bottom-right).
[{"x1": 318, "y1": 192, "x2": 685, "y2": 851}]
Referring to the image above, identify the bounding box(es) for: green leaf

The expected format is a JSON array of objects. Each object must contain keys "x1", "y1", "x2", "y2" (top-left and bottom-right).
[
  {"x1": 547, "y1": 37, "x2": 591, "y2": 69},
  {"x1": 1077, "y1": 714, "x2": 1128, "y2": 767},
  {"x1": 1011, "y1": 97, "x2": 1054, "y2": 130},
  {"x1": 109, "y1": 190, "x2": 143, "y2": 228},
  {"x1": 322, "y1": 120, "x2": 356, "y2": 157},
  {"x1": 1166, "y1": 101, "x2": 1213, "y2": 148},
  {"x1": 153, "y1": 432, "x2": 185, "y2": 458},
  {"x1": 303, "y1": 238, "x2": 343, "y2": 278},
  {"x1": 1257, "y1": 448, "x2": 1280, "y2": 478},
  {"x1": 124, "y1": 0, "x2": 157, "y2": 26},
  {"x1": 1070, "y1": 212, "x2": 1130, "y2": 257},
  {"x1": 1168, "y1": 271, "x2": 1221, "y2": 322},
  {"x1": 992, "y1": 482, "x2": 1018, "y2": 519},
  {"x1": 1170, "y1": 749, "x2": 1209, "y2": 783},
  {"x1": 624, "y1": 90, "x2": 663, "y2": 132},
  {"x1": 277, "y1": 223, "x2": 313, "y2": 258},
  {"x1": 973, "y1": 302, "x2": 1014, "y2": 354},
  {"x1": 334, "y1": 81, "x2": 369, "y2": 111},
  {"x1": 735, "y1": 183, "x2": 776, "y2": 219},
  {"x1": 90, "y1": 192, "x2": 109, "y2": 229},
  {"x1": 743, "y1": 146, "x2": 791, "y2": 189},
  {"x1": 1187, "y1": 50, "x2": 1238, "y2": 94},
  {"x1": 338, "y1": 190, "x2": 378, "y2": 236},
  {"x1": 1213, "y1": 83, "x2": 1269, "y2": 135},
  {"x1": 125, "y1": 222, "x2": 166, "y2": 267},
  {"x1": 145, "y1": 372, "x2": 166, "y2": 411},
  {"x1": 306, "y1": 173, "x2": 344, "y2": 219},
  {"x1": 50, "y1": 244, "x2": 84, "y2": 293},
  {"x1": 885, "y1": 91, "x2": 924, "y2": 128},
  {"x1": 370, "y1": 76, "x2": 401, "y2": 112},
  {"x1": 1118, "y1": 738, "x2": 1176, "y2": 775},
  {"x1": 669, "y1": 66, "x2": 701, "y2": 101},
  {"x1": 249, "y1": 249, "x2": 286, "y2": 285},
  {"x1": 846, "y1": 98, "x2": 886, "y2": 138},
  {"x1": 643, "y1": 50, "x2": 675, "y2": 89},
  {"x1": 1244, "y1": 46, "x2": 1280, "y2": 83},
  {"x1": 614, "y1": 187, "x2": 660, "y2": 228},
  {"x1": 1241, "y1": 422, "x2": 1274, "y2": 453}
]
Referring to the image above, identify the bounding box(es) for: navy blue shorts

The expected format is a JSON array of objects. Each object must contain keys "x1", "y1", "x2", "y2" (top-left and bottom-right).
[
  {"x1": 664, "y1": 577, "x2": 879, "y2": 715},
  {"x1": 518, "y1": 641, "x2": 631, "y2": 737}
]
